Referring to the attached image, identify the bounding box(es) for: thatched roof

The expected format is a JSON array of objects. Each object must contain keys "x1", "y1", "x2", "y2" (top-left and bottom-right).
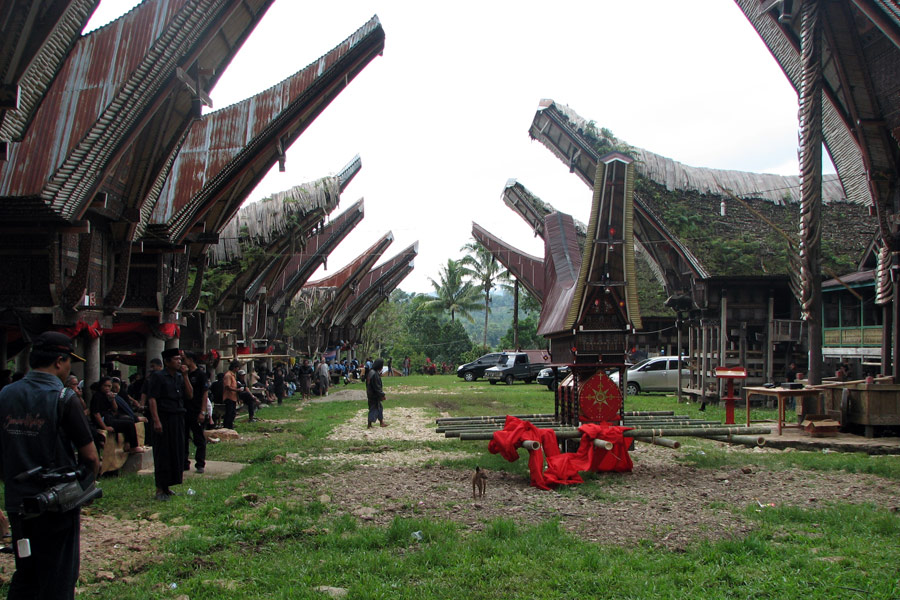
[
  {"x1": 550, "y1": 101, "x2": 851, "y2": 206},
  {"x1": 211, "y1": 176, "x2": 341, "y2": 264}
]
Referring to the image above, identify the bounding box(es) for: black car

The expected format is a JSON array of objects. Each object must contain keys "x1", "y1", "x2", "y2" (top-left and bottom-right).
[
  {"x1": 456, "y1": 353, "x2": 504, "y2": 382},
  {"x1": 537, "y1": 365, "x2": 570, "y2": 391}
]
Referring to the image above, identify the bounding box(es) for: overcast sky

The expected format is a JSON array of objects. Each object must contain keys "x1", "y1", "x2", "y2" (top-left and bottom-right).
[{"x1": 87, "y1": 1, "x2": 824, "y2": 294}]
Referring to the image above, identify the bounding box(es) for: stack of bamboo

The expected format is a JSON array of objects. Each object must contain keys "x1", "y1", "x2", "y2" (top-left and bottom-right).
[{"x1": 435, "y1": 411, "x2": 769, "y2": 448}]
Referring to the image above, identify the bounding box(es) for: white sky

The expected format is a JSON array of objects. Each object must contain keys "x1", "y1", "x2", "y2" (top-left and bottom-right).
[{"x1": 86, "y1": 0, "x2": 829, "y2": 294}]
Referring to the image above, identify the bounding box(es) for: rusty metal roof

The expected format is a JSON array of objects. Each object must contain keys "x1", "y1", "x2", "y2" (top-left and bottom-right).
[
  {"x1": 307, "y1": 232, "x2": 394, "y2": 328},
  {"x1": 0, "y1": 0, "x2": 276, "y2": 224},
  {"x1": 0, "y1": 0, "x2": 98, "y2": 143},
  {"x1": 536, "y1": 212, "x2": 581, "y2": 337},
  {"x1": 145, "y1": 15, "x2": 384, "y2": 244},
  {"x1": 342, "y1": 242, "x2": 418, "y2": 328},
  {"x1": 472, "y1": 222, "x2": 545, "y2": 302},
  {"x1": 267, "y1": 199, "x2": 365, "y2": 314}
]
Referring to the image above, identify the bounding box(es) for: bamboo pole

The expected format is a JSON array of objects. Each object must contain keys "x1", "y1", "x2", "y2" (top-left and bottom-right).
[
  {"x1": 645, "y1": 437, "x2": 681, "y2": 449},
  {"x1": 435, "y1": 413, "x2": 555, "y2": 423},
  {"x1": 811, "y1": 375, "x2": 892, "y2": 389},
  {"x1": 521, "y1": 440, "x2": 541, "y2": 451},
  {"x1": 593, "y1": 439, "x2": 614, "y2": 450},
  {"x1": 457, "y1": 426, "x2": 772, "y2": 441},
  {"x1": 706, "y1": 434, "x2": 766, "y2": 446}
]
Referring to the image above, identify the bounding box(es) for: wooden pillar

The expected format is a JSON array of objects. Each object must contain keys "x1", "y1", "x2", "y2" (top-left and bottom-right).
[
  {"x1": 513, "y1": 279, "x2": 519, "y2": 349},
  {"x1": 883, "y1": 304, "x2": 892, "y2": 377},
  {"x1": 676, "y1": 316, "x2": 683, "y2": 403},
  {"x1": 701, "y1": 322, "x2": 708, "y2": 397},
  {"x1": 798, "y1": 0, "x2": 824, "y2": 385},
  {"x1": 165, "y1": 336, "x2": 179, "y2": 350},
  {"x1": 719, "y1": 292, "x2": 728, "y2": 397},
  {"x1": 766, "y1": 295, "x2": 775, "y2": 383}
]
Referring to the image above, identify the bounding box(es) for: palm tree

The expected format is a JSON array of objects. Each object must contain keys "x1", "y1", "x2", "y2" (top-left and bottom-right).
[
  {"x1": 423, "y1": 259, "x2": 480, "y2": 322},
  {"x1": 459, "y1": 240, "x2": 508, "y2": 350}
]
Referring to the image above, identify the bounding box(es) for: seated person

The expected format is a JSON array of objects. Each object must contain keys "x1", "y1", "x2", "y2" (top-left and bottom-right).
[{"x1": 90, "y1": 376, "x2": 144, "y2": 454}]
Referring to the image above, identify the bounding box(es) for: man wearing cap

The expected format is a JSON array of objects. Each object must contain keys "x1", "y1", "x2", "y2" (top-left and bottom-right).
[
  {"x1": 145, "y1": 349, "x2": 193, "y2": 500},
  {"x1": 0, "y1": 332, "x2": 100, "y2": 599}
]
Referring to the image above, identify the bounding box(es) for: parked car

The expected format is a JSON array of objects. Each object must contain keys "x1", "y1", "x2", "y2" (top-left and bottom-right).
[
  {"x1": 537, "y1": 365, "x2": 570, "y2": 391},
  {"x1": 609, "y1": 356, "x2": 687, "y2": 395},
  {"x1": 456, "y1": 353, "x2": 505, "y2": 382},
  {"x1": 484, "y1": 352, "x2": 549, "y2": 385}
]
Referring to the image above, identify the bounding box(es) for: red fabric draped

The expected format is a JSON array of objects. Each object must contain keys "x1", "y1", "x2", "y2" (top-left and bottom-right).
[
  {"x1": 488, "y1": 416, "x2": 633, "y2": 490},
  {"x1": 57, "y1": 320, "x2": 103, "y2": 339}
]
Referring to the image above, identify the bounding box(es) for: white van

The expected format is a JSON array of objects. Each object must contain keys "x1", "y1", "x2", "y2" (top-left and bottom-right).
[{"x1": 609, "y1": 356, "x2": 688, "y2": 395}]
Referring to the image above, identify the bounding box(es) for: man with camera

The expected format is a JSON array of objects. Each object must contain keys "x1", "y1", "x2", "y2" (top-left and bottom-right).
[{"x1": 0, "y1": 332, "x2": 100, "y2": 599}]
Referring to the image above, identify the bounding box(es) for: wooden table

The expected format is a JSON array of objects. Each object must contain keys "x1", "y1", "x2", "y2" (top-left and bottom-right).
[{"x1": 743, "y1": 386, "x2": 824, "y2": 435}]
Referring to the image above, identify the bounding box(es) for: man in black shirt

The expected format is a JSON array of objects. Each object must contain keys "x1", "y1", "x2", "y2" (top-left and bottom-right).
[
  {"x1": 182, "y1": 352, "x2": 208, "y2": 474},
  {"x1": 0, "y1": 332, "x2": 100, "y2": 599},
  {"x1": 145, "y1": 348, "x2": 193, "y2": 500}
]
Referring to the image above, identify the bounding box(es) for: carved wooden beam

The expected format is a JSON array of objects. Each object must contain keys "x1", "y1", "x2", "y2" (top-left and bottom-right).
[
  {"x1": 164, "y1": 252, "x2": 191, "y2": 313},
  {"x1": 183, "y1": 260, "x2": 205, "y2": 311},
  {"x1": 103, "y1": 242, "x2": 133, "y2": 309},
  {"x1": 61, "y1": 230, "x2": 94, "y2": 310}
]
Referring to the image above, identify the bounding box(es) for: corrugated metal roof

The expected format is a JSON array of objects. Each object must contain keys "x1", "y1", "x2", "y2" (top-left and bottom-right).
[
  {"x1": 267, "y1": 199, "x2": 365, "y2": 313},
  {"x1": 148, "y1": 15, "x2": 384, "y2": 243},
  {"x1": 343, "y1": 243, "x2": 418, "y2": 328},
  {"x1": 307, "y1": 232, "x2": 394, "y2": 328},
  {"x1": 536, "y1": 212, "x2": 580, "y2": 336},
  {"x1": 0, "y1": 0, "x2": 99, "y2": 142},
  {"x1": 1, "y1": 0, "x2": 276, "y2": 224},
  {"x1": 472, "y1": 222, "x2": 545, "y2": 302}
]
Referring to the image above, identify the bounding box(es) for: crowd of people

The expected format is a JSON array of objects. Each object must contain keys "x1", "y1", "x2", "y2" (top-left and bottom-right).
[{"x1": 0, "y1": 333, "x2": 416, "y2": 597}]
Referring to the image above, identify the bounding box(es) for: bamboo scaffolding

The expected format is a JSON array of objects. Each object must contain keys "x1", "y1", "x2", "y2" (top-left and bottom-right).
[
  {"x1": 706, "y1": 434, "x2": 766, "y2": 446},
  {"x1": 457, "y1": 426, "x2": 772, "y2": 441}
]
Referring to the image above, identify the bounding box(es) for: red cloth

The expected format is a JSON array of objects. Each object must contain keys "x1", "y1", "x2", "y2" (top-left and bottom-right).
[
  {"x1": 488, "y1": 416, "x2": 632, "y2": 490},
  {"x1": 57, "y1": 320, "x2": 103, "y2": 339}
]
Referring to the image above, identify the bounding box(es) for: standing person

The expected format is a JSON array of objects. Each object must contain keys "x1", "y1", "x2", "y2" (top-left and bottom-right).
[
  {"x1": 182, "y1": 352, "x2": 208, "y2": 474},
  {"x1": 366, "y1": 358, "x2": 386, "y2": 428},
  {"x1": 386, "y1": 357, "x2": 393, "y2": 377},
  {"x1": 317, "y1": 358, "x2": 330, "y2": 397},
  {"x1": 273, "y1": 364, "x2": 286, "y2": 405},
  {"x1": 402, "y1": 356, "x2": 411, "y2": 377},
  {"x1": 222, "y1": 361, "x2": 240, "y2": 429},
  {"x1": 0, "y1": 332, "x2": 100, "y2": 599},
  {"x1": 145, "y1": 349, "x2": 193, "y2": 501},
  {"x1": 298, "y1": 358, "x2": 313, "y2": 400}
]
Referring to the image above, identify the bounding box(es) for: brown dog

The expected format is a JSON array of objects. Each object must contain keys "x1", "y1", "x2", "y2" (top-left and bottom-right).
[{"x1": 472, "y1": 466, "x2": 487, "y2": 499}]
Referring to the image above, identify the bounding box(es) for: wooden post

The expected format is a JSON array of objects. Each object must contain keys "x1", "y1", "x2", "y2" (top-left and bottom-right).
[
  {"x1": 798, "y1": 0, "x2": 824, "y2": 385},
  {"x1": 513, "y1": 279, "x2": 519, "y2": 349},
  {"x1": 85, "y1": 335, "x2": 100, "y2": 394},
  {"x1": 676, "y1": 315, "x2": 683, "y2": 403},
  {"x1": 883, "y1": 303, "x2": 892, "y2": 378},
  {"x1": 701, "y1": 322, "x2": 708, "y2": 398},
  {"x1": 719, "y1": 292, "x2": 728, "y2": 397},
  {"x1": 766, "y1": 294, "x2": 775, "y2": 383}
]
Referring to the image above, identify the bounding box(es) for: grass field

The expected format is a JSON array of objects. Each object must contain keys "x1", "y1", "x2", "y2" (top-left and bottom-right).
[{"x1": 4, "y1": 375, "x2": 899, "y2": 599}]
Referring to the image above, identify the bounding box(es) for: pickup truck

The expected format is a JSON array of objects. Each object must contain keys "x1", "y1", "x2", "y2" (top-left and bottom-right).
[{"x1": 484, "y1": 352, "x2": 549, "y2": 385}]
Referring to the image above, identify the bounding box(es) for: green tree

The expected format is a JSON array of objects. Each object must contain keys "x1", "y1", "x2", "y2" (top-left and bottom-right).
[
  {"x1": 422, "y1": 258, "x2": 480, "y2": 322},
  {"x1": 459, "y1": 240, "x2": 509, "y2": 350}
]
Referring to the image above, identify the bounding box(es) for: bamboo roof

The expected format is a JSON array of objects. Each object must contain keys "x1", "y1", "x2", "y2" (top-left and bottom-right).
[
  {"x1": 549, "y1": 101, "x2": 850, "y2": 206},
  {"x1": 211, "y1": 176, "x2": 341, "y2": 264}
]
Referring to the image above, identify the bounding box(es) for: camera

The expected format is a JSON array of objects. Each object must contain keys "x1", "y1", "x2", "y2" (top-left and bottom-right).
[{"x1": 15, "y1": 466, "x2": 102, "y2": 518}]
